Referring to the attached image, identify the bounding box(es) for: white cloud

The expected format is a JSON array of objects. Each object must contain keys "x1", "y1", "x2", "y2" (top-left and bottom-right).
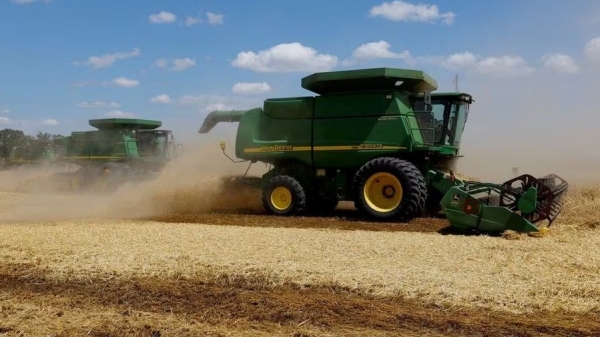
[
  {"x1": 370, "y1": 1, "x2": 455, "y2": 25},
  {"x1": 584, "y1": 37, "x2": 600, "y2": 63},
  {"x1": 415, "y1": 51, "x2": 534, "y2": 77},
  {"x1": 232, "y1": 82, "x2": 272, "y2": 94},
  {"x1": 105, "y1": 110, "x2": 135, "y2": 118},
  {"x1": 541, "y1": 53, "x2": 579, "y2": 73},
  {"x1": 343, "y1": 40, "x2": 535, "y2": 77},
  {"x1": 74, "y1": 48, "x2": 140, "y2": 69},
  {"x1": 1, "y1": 109, "x2": 9, "y2": 114},
  {"x1": 9, "y1": 0, "x2": 50, "y2": 4},
  {"x1": 77, "y1": 101, "x2": 120, "y2": 108},
  {"x1": 112, "y1": 77, "x2": 139, "y2": 88},
  {"x1": 184, "y1": 16, "x2": 201, "y2": 26},
  {"x1": 151, "y1": 94, "x2": 172, "y2": 104},
  {"x1": 206, "y1": 12, "x2": 224, "y2": 25},
  {"x1": 40, "y1": 119, "x2": 58, "y2": 126},
  {"x1": 439, "y1": 52, "x2": 479, "y2": 69},
  {"x1": 475, "y1": 56, "x2": 534, "y2": 76},
  {"x1": 0, "y1": 117, "x2": 12, "y2": 124},
  {"x1": 232, "y1": 42, "x2": 338, "y2": 72},
  {"x1": 343, "y1": 40, "x2": 411, "y2": 65},
  {"x1": 184, "y1": 12, "x2": 225, "y2": 26},
  {"x1": 153, "y1": 58, "x2": 167, "y2": 68},
  {"x1": 153, "y1": 58, "x2": 195, "y2": 71},
  {"x1": 149, "y1": 11, "x2": 177, "y2": 24},
  {"x1": 172, "y1": 58, "x2": 196, "y2": 71}
]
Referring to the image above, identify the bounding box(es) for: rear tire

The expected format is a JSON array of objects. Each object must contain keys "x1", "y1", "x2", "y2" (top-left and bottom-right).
[
  {"x1": 262, "y1": 175, "x2": 307, "y2": 216},
  {"x1": 353, "y1": 157, "x2": 427, "y2": 221}
]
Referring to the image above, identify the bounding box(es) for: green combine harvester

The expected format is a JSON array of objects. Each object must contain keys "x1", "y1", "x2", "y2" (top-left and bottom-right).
[
  {"x1": 20, "y1": 118, "x2": 183, "y2": 192},
  {"x1": 198, "y1": 67, "x2": 568, "y2": 235}
]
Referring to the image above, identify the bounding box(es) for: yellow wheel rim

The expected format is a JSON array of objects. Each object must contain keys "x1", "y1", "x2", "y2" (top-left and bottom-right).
[
  {"x1": 270, "y1": 186, "x2": 292, "y2": 210},
  {"x1": 363, "y1": 172, "x2": 403, "y2": 212}
]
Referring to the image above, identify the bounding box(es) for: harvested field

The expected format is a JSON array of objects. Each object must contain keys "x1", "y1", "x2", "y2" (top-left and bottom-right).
[
  {"x1": 0, "y1": 179, "x2": 599, "y2": 336},
  {"x1": 1, "y1": 149, "x2": 599, "y2": 336}
]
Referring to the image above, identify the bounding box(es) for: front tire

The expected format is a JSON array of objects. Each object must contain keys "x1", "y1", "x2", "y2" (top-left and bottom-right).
[
  {"x1": 353, "y1": 157, "x2": 427, "y2": 221},
  {"x1": 262, "y1": 175, "x2": 307, "y2": 216}
]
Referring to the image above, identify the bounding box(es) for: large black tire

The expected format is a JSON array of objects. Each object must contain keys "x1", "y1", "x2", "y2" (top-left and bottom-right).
[
  {"x1": 353, "y1": 157, "x2": 427, "y2": 221},
  {"x1": 262, "y1": 175, "x2": 307, "y2": 216}
]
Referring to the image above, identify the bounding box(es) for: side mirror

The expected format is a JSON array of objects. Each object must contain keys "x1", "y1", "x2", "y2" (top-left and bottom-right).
[{"x1": 219, "y1": 141, "x2": 226, "y2": 151}]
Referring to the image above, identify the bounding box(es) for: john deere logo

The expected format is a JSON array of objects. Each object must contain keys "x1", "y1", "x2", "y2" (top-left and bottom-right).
[
  {"x1": 260, "y1": 145, "x2": 293, "y2": 152},
  {"x1": 452, "y1": 194, "x2": 460, "y2": 202}
]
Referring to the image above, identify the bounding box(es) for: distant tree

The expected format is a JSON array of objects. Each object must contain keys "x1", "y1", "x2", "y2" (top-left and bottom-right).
[
  {"x1": 36, "y1": 131, "x2": 63, "y2": 142},
  {"x1": 0, "y1": 128, "x2": 33, "y2": 159}
]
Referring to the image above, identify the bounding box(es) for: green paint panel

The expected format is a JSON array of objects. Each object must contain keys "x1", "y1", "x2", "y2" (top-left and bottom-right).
[
  {"x1": 313, "y1": 91, "x2": 404, "y2": 118},
  {"x1": 66, "y1": 130, "x2": 136, "y2": 161},
  {"x1": 234, "y1": 108, "x2": 313, "y2": 166},
  {"x1": 264, "y1": 97, "x2": 314, "y2": 119},
  {"x1": 312, "y1": 115, "x2": 410, "y2": 168}
]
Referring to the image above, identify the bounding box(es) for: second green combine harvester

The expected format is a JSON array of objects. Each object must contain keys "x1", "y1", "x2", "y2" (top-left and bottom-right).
[
  {"x1": 20, "y1": 118, "x2": 182, "y2": 192},
  {"x1": 199, "y1": 67, "x2": 568, "y2": 234}
]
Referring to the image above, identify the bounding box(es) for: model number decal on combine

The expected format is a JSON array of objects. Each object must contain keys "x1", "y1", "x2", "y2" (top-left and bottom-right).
[{"x1": 355, "y1": 143, "x2": 384, "y2": 149}]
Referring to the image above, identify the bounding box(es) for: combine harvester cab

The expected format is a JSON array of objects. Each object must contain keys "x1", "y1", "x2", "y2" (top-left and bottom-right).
[{"x1": 198, "y1": 67, "x2": 569, "y2": 234}]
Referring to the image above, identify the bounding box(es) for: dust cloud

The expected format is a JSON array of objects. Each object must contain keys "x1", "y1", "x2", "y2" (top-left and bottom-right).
[
  {"x1": 448, "y1": 68, "x2": 600, "y2": 185},
  {"x1": 0, "y1": 133, "x2": 268, "y2": 223}
]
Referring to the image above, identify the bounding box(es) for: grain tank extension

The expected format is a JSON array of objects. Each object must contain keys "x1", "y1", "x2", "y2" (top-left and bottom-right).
[{"x1": 198, "y1": 67, "x2": 568, "y2": 233}]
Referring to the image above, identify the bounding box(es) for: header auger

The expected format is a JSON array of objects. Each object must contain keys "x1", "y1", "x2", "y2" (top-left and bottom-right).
[{"x1": 198, "y1": 67, "x2": 569, "y2": 235}]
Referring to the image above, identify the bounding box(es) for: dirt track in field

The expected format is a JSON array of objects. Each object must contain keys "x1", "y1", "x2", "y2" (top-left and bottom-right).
[
  {"x1": 2, "y1": 263, "x2": 599, "y2": 337},
  {"x1": 148, "y1": 204, "x2": 453, "y2": 234}
]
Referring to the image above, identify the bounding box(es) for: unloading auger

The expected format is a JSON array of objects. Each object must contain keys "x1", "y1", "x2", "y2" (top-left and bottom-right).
[{"x1": 440, "y1": 173, "x2": 569, "y2": 234}]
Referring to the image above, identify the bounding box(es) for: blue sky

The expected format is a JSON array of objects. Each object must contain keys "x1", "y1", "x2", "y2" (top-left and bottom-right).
[{"x1": 1, "y1": 0, "x2": 600, "y2": 180}]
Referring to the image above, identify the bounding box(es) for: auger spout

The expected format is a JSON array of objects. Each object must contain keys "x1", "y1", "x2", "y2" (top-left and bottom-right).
[{"x1": 198, "y1": 110, "x2": 247, "y2": 134}]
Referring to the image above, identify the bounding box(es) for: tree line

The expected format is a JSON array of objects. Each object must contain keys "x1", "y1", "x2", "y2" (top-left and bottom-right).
[{"x1": 0, "y1": 128, "x2": 64, "y2": 160}]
